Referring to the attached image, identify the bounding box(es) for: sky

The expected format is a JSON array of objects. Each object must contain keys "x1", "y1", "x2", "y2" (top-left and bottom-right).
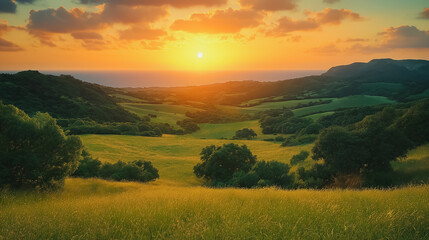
[{"x1": 0, "y1": 0, "x2": 428, "y2": 71}]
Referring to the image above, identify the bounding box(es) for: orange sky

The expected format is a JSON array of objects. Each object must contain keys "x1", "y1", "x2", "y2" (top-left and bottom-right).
[{"x1": 0, "y1": 0, "x2": 428, "y2": 71}]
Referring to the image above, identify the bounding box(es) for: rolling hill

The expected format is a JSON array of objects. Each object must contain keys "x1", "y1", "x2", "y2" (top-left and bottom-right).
[
  {"x1": 0, "y1": 71, "x2": 139, "y2": 122},
  {"x1": 123, "y1": 59, "x2": 429, "y2": 106}
]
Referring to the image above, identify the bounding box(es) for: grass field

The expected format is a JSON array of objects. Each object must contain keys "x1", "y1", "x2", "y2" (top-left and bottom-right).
[
  {"x1": 81, "y1": 134, "x2": 311, "y2": 186},
  {"x1": 1, "y1": 134, "x2": 428, "y2": 240},
  {"x1": 120, "y1": 103, "x2": 202, "y2": 125},
  {"x1": 0, "y1": 179, "x2": 427, "y2": 240},
  {"x1": 293, "y1": 95, "x2": 395, "y2": 116}
]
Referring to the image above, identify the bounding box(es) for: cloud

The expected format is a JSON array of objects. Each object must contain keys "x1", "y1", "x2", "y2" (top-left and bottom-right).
[
  {"x1": 419, "y1": 8, "x2": 429, "y2": 19},
  {"x1": 0, "y1": 20, "x2": 23, "y2": 51},
  {"x1": 71, "y1": 32, "x2": 103, "y2": 40},
  {"x1": 119, "y1": 25, "x2": 167, "y2": 40},
  {"x1": 16, "y1": 0, "x2": 38, "y2": 3},
  {"x1": 308, "y1": 8, "x2": 363, "y2": 25},
  {"x1": 381, "y1": 25, "x2": 429, "y2": 48},
  {"x1": 269, "y1": 8, "x2": 363, "y2": 35},
  {"x1": 27, "y1": 7, "x2": 105, "y2": 34},
  {"x1": 79, "y1": 0, "x2": 227, "y2": 8},
  {"x1": 171, "y1": 8, "x2": 264, "y2": 34},
  {"x1": 0, "y1": 0, "x2": 16, "y2": 13},
  {"x1": 26, "y1": 5, "x2": 168, "y2": 46},
  {"x1": 142, "y1": 41, "x2": 165, "y2": 50},
  {"x1": 239, "y1": 0, "x2": 296, "y2": 11},
  {"x1": 0, "y1": 38, "x2": 23, "y2": 51},
  {"x1": 323, "y1": 0, "x2": 340, "y2": 3}
]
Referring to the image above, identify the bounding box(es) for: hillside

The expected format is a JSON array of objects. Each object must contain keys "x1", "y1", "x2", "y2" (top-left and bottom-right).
[
  {"x1": 123, "y1": 59, "x2": 429, "y2": 106},
  {"x1": 0, "y1": 71, "x2": 139, "y2": 122}
]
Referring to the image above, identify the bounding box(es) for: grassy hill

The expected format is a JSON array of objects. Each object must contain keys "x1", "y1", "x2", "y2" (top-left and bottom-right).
[{"x1": 0, "y1": 71, "x2": 139, "y2": 122}]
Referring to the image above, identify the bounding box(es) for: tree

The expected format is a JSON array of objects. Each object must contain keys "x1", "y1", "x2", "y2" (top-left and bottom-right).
[
  {"x1": 253, "y1": 161, "x2": 292, "y2": 188},
  {"x1": 393, "y1": 99, "x2": 429, "y2": 146},
  {"x1": 194, "y1": 143, "x2": 257, "y2": 182},
  {"x1": 312, "y1": 127, "x2": 368, "y2": 174},
  {"x1": 72, "y1": 150, "x2": 101, "y2": 178},
  {"x1": 177, "y1": 118, "x2": 200, "y2": 133},
  {"x1": 233, "y1": 128, "x2": 257, "y2": 140},
  {"x1": 0, "y1": 102, "x2": 83, "y2": 190}
]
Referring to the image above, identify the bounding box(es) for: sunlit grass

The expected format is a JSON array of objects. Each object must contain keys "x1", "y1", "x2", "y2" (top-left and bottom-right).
[
  {"x1": 81, "y1": 134, "x2": 312, "y2": 186},
  {"x1": 0, "y1": 178, "x2": 427, "y2": 240}
]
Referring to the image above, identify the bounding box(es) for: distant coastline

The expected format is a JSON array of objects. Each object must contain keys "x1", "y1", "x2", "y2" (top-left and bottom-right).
[{"x1": 1, "y1": 70, "x2": 325, "y2": 88}]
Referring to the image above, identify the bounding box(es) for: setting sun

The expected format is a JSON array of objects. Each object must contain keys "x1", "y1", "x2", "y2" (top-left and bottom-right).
[{"x1": 197, "y1": 52, "x2": 204, "y2": 59}]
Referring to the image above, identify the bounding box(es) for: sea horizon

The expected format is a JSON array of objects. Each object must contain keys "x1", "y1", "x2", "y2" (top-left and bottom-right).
[{"x1": 1, "y1": 70, "x2": 325, "y2": 88}]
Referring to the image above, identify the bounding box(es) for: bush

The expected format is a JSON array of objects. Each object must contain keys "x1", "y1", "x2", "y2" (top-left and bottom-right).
[
  {"x1": 0, "y1": 102, "x2": 83, "y2": 190},
  {"x1": 290, "y1": 151, "x2": 310, "y2": 166},
  {"x1": 281, "y1": 134, "x2": 317, "y2": 146},
  {"x1": 233, "y1": 128, "x2": 257, "y2": 140},
  {"x1": 177, "y1": 118, "x2": 200, "y2": 133},
  {"x1": 72, "y1": 151, "x2": 159, "y2": 183}
]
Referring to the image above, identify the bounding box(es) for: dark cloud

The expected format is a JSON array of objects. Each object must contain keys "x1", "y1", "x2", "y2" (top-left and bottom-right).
[
  {"x1": 79, "y1": 0, "x2": 227, "y2": 8},
  {"x1": 269, "y1": 8, "x2": 363, "y2": 35},
  {"x1": 16, "y1": 0, "x2": 38, "y2": 3},
  {"x1": 0, "y1": 20, "x2": 23, "y2": 51},
  {"x1": 419, "y1": 8, "x2": 429, "y2": 19},
  {"x1": 381, "y1": 25, "x2": 429, "y2": 48},
  {"x1": 171, "y1": 8, "x2": 264, "y2": 34},
  {"x1": 323, "y1": 0, "x2": 340, "y2": 3},
  {"x1": 0, "y1": 38, "x2": 23, "y2": 51},
  {"x1": 0, "y1": 0, "x2": 17, "y2": 13},
  {"x1": 71, "y1": 32, "x2": 103, "y2": 40},
  {"x1": 26, "y1": 5, "x2": 168, "y2": 46},
  {"x1": 119, "y1": 25, "x2": 166, "y2": 40},
  {"x1": 239, "y1": 0, "x2": 296, "y2": 11}
]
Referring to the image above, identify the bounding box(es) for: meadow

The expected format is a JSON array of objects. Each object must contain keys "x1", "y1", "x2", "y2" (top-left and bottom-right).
[{"x1": 0, "y1": 179, "x2": 427, "y2": 240}]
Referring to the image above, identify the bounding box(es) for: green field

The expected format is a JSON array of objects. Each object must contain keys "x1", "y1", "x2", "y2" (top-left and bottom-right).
[
  {"x1": 243, "y1": 98, "x2": 334, "y2": 111},
  {"x1": 81, "y1": 134, "x2": 311, "y2": 186},
  {"x1": 120, "y1": 103, "x2": 202, "y2": 125},
  {"x1": 1, "y1": 134, "x2": 428, "y2": 239},
  {"x1": 293, "y1": 95, "x2": 396, "y2": 116}
]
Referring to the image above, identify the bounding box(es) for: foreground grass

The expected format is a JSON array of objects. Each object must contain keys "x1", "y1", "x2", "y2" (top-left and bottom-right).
[{"x1": 0, "y1": 179, "x2": 427, "y2": 240}]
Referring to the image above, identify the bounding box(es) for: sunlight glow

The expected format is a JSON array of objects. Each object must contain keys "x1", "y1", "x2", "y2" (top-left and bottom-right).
[{"x1": 197, "y1": 52, "x2": 204, "y2": 59}]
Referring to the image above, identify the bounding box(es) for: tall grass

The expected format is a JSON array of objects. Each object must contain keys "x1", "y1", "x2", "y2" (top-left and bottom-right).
[{"x1": 0, "y1": 179, "x2": 427, "y2": 240}]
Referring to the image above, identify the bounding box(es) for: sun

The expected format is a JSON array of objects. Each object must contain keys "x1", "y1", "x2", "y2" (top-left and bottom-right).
[{"x1": 197, "y1": 52, "x2": 204, "y2": 59}]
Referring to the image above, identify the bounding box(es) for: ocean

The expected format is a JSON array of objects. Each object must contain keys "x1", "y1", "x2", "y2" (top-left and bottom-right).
[{"x1": 2, "y1": 70, "x2": 325, "y2": 88}]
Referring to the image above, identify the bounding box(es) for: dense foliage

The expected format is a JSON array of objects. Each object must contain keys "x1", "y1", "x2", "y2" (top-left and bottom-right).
[
  {"x1": 194, "y1": 144, "x2": 294, "y2": 188},
  {"x1": 233, "y1": 128, "x2": 257, "y2": 140},
  {"x1": 176, "y1": 118, "x2": 200, "y2": 133},
  {"x1": 0, "y1": 71, "x2": 139, "y2": 122},
  {"x1": 73, "y1": 151, "x2": 159, "y2": 183},
  {"x1": 0, "y1": 102, "x2": 83, "y2": 190},
  {"x1": 58, "y1": 118, "x2": 184, "y2": 136}
]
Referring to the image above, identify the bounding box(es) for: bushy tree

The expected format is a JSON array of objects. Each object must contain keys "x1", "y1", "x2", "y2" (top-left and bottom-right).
[
  {"x1": 312, "y1": 127, "x2": 368, "y2": 174},
  {"x1": 253, "y1": 161, "x2": 292, "y2": 188},
  {"x1": 194, "y1": 144, "x2": 257, "y2": 182},
  {"x1": 72, "y1": 150, "x2": 102, "y2": 178},
  {"x1": 177, "y1": 118, "x2": 200, "y2": 133},
  {"x1": 0, "y1": 102, "x2": 83, "y2": 190},
  {"x1": 233, "y1": 128, "x2": 257, "y2": 140}
]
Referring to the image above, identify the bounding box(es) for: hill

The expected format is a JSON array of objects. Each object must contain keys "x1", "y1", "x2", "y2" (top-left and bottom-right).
[
  {"x1": 0, "y1": 71, "x2": 139, "y2": 122},
  {"x1": 123, "y1": 59, "x2": 429, "y2": 106}
]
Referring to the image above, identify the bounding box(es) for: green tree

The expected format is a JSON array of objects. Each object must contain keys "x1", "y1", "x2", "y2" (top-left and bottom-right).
[
  {"x1": 194, "y1": 143, "x2": 257, "y2": 182},
  {"x1": 233, "y1": 128, "x2": 257, "y2": 140},
  {"x1": 0, "y1": 102, "x2": 83, "y2": 190},
  {"x1": 177, "y1": 118, "x2": 200, "y2": 133},
  {"x1": 312, "y1": 127, "x2": 367, "y2": 174}
]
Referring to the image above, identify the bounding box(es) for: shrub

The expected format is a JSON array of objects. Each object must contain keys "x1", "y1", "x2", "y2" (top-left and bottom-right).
[
  {"x1": 281, "y1": 134, "x2": 317, "y2": 146},
  {"x1": 233, "y1": 128, "x2": 257, "y2": 140},
  {"x1": 177, "y1": 118, "x2": 200, "y2": 133},
  {"x1": 0, "y1": 102, "x2": 83, "y2": 190},
  {"x1": 290, "y1": 151, "x2": 310, "y2": 166}
]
